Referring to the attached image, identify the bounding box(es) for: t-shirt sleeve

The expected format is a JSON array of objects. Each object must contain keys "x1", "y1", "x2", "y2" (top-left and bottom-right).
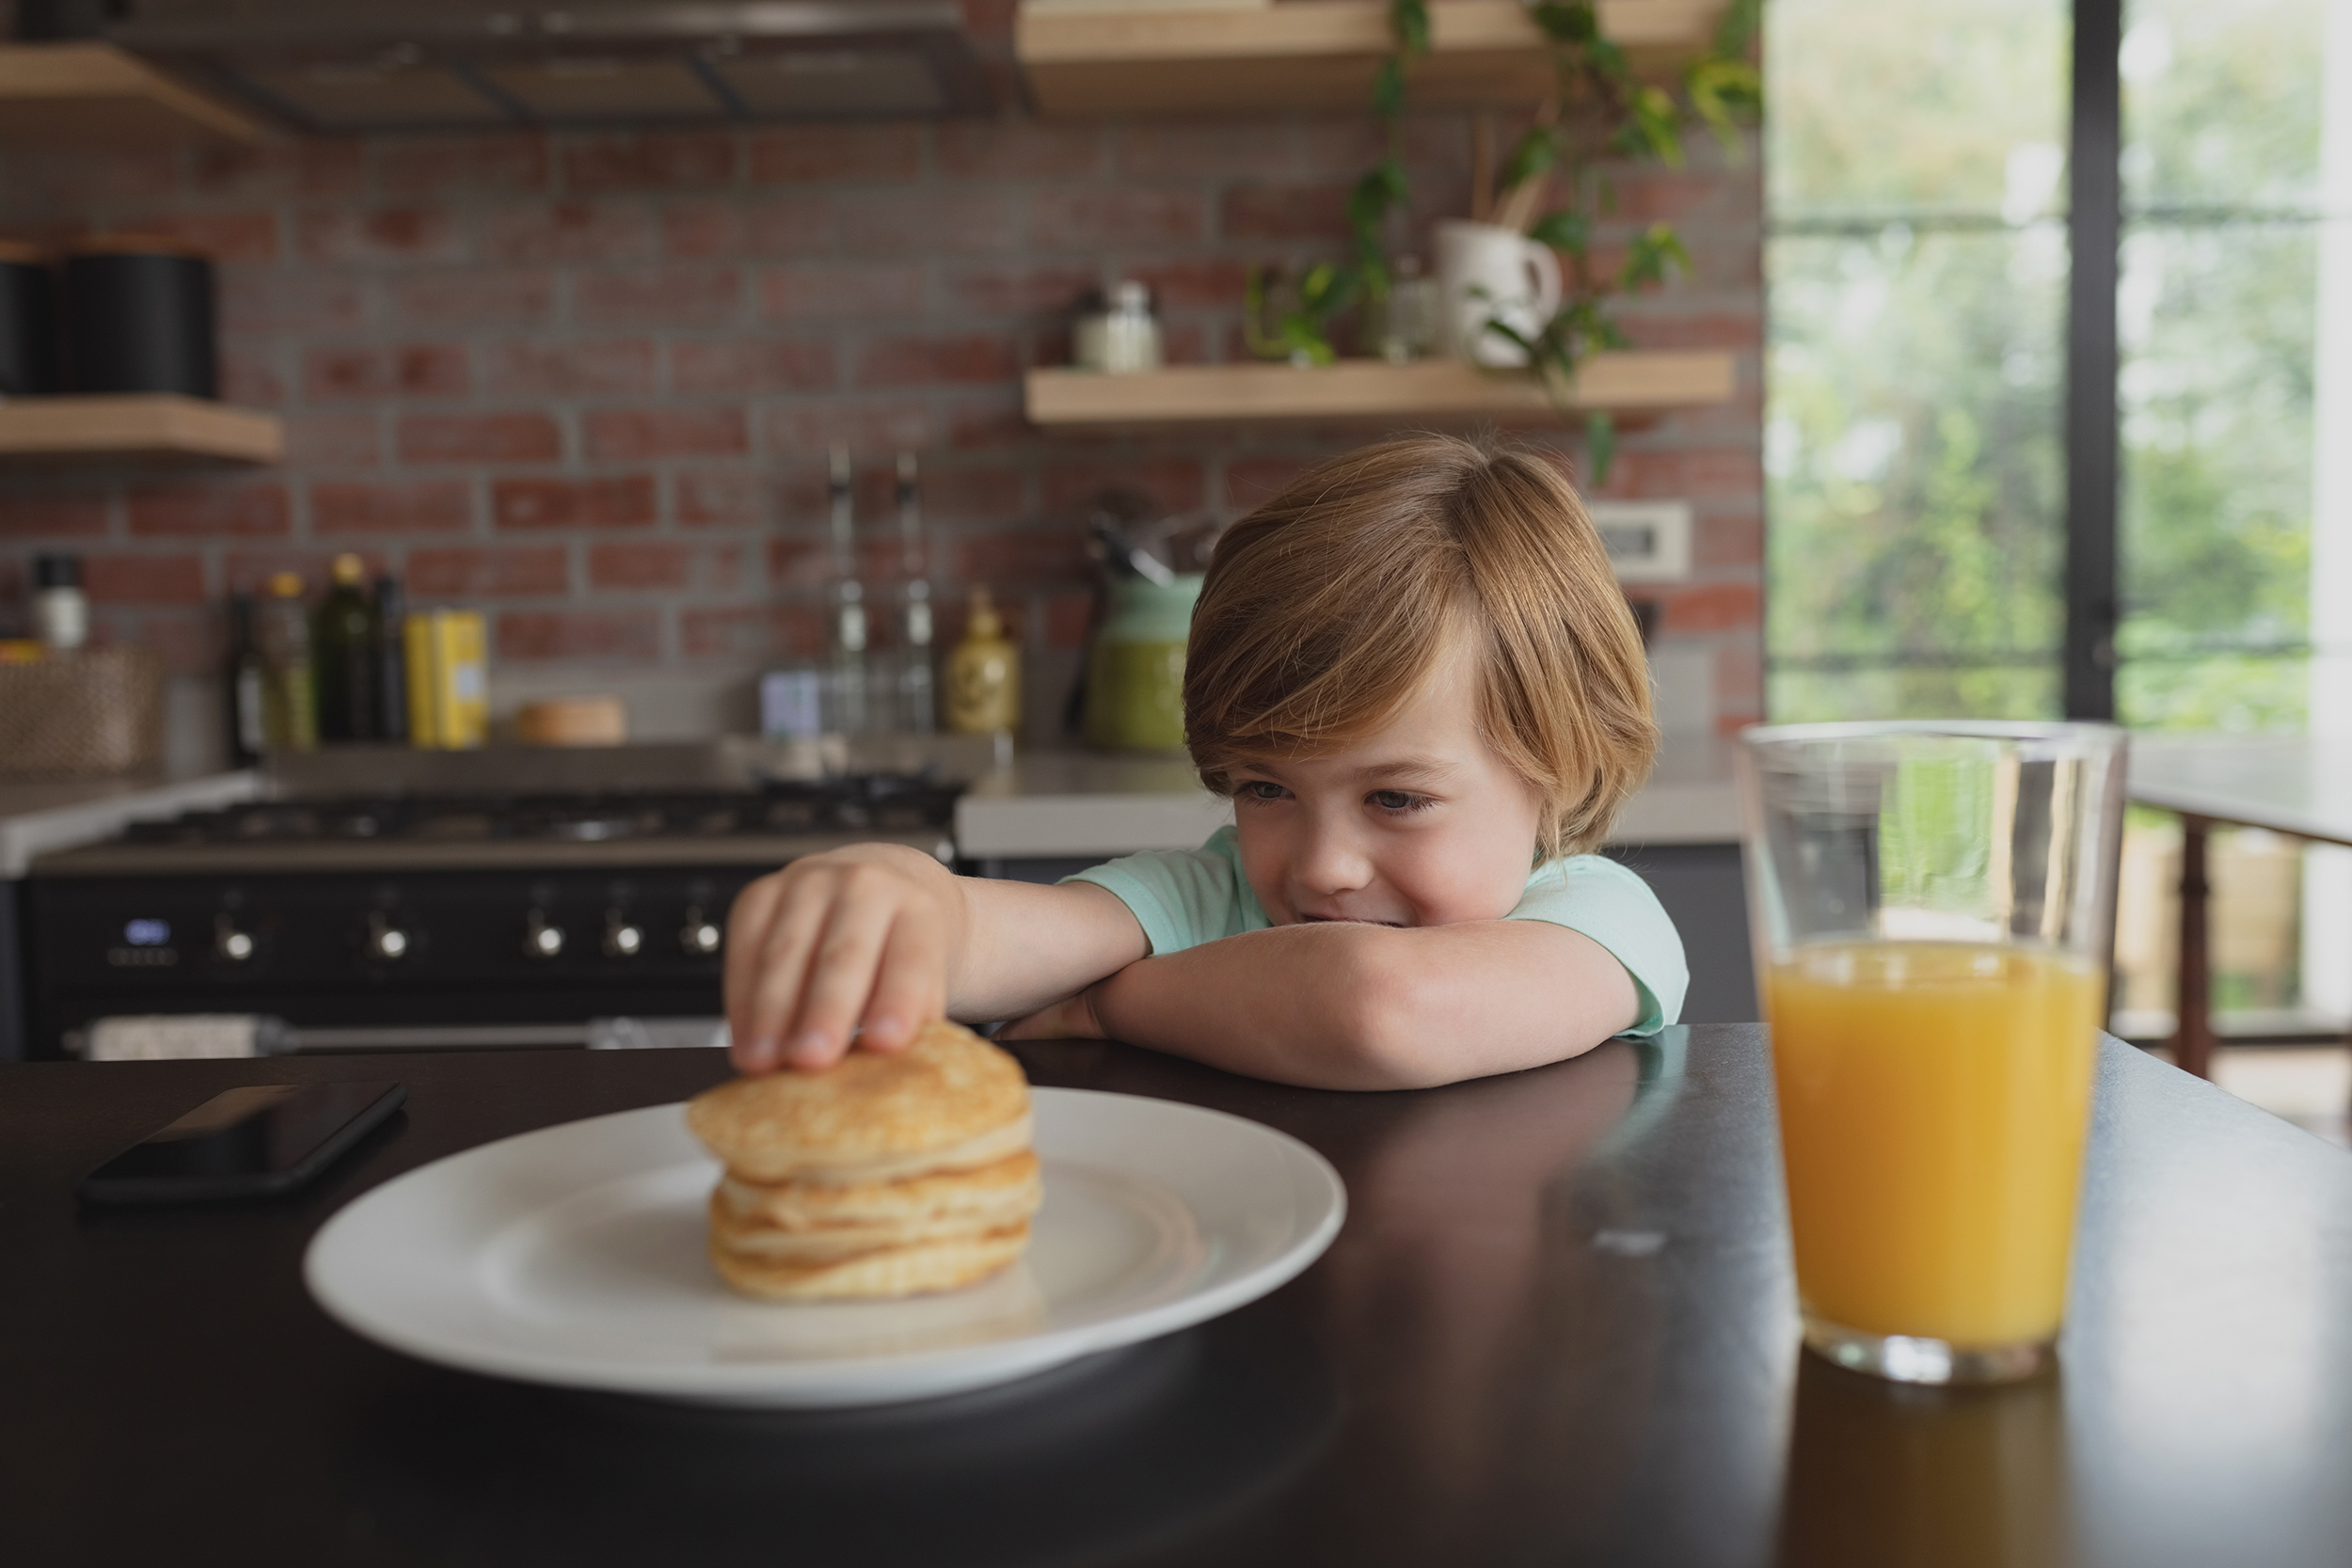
[
  {"x1": 1507, "y1": 856, "x2": 1690, "y2": 1037},
  {"x1": 1058, "y1": 827, "x2": 1260, "y2": 956}
]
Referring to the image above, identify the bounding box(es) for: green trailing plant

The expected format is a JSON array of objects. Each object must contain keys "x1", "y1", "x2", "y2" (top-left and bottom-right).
[
  {"x1": 1245, "y1": 0, "x2": 1761, "y2": 484},
  {"x1": 1242, "y1": 260, "x2": 1358, "y2": 366},
  {"x1": 1245, "y1": 0, "x2": 1427, "y2": 366},
  {"x1": 1479, "y1": 0, "x2": 1761, "y2": 481}
]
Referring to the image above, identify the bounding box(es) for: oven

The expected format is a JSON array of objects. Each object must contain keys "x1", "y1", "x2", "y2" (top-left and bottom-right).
[{"x1": 21, "y1": 763, "x2": 961, "y2": 1061}]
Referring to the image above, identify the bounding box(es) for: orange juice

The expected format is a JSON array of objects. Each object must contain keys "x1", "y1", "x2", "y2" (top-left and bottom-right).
[{"x1": 1766, "y1": 942, "x2": 2102, "y2": 1348}]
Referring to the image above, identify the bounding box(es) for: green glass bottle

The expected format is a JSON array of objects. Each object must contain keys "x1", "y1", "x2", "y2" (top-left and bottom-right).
[
  {"x1": 256, "y1": 572, "x2": 316, "y2": 753},
  {"x1": 313, "y1": 552, "x2": 381, "y2": 743}
]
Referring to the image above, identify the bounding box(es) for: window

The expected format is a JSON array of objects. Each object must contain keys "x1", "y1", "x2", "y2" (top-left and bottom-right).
[
  {"x1": 2116, "y1": 0, "x2": 2333, "y2": 732},
  {"x1": 1765, "y1": 0, "x2": 2072, "y2": 722},
  {"x1": 1767, "y1": 0, "x2": 2349, "y2": 1031},
  {"x1": 1766, "y1": 0, "x2": 2338, "y2": 729}
]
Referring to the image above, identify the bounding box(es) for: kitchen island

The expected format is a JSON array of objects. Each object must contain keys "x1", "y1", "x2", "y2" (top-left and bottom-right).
[{"x1": 3, "y1": 1028, "x2": 2347, "y2": 1566}]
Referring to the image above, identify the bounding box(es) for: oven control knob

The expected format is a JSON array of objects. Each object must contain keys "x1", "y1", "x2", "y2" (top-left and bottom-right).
[
  {"x1": 603, "y1": 911, "x2": 644, "y2": 958},
  {"x1": 214, "y1": 915, "x2": 255, "y2": 963},
  {"x1": 366, "y1": 912, "x2": 410, "y2": 962},
  {"x1": 525, "y1": 911, "x2": 564, "y2": 959},
  {"x1": 680, "y1": 907, "x2": 723, "y2": 956}
]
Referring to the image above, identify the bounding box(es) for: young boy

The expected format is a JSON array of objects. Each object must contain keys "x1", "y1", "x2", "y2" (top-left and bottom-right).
[{"x1": 723, "y1": 435, "x2": 1686, "y2": 1091}]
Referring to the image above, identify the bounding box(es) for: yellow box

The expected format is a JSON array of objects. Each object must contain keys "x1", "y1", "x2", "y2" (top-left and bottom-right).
[{"x1": 402, "y1": 610, "x2": 487, "y2": 750}]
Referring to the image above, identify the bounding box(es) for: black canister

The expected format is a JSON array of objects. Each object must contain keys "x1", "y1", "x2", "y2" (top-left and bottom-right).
[
  {"x1": 15, "y1": 1, "x2": 131, "y2": 40},
  {"x1": 62, "y1": 236, "x2": 217, "y2": 398},
  {"x1": 0, "y1": 241, "x2": 58, "y2": 396}
]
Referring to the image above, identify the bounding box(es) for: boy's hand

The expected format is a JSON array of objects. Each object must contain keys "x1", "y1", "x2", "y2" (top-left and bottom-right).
[{"x1": 723, "y1": 845, "x2": 962, "y2": 1075}]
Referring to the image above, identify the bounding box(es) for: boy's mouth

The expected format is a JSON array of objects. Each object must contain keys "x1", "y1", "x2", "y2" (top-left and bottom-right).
[{"x1": 1298, "y1": 912, "x2": 1406, "y2": 927}]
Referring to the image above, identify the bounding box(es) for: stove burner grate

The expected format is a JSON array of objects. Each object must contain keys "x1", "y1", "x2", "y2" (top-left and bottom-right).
[{"x1": 118, "y1": 774, "x2": 961, "y2": 848}]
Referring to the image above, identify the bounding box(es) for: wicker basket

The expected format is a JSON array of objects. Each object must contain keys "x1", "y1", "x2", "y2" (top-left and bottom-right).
[{"x1": 0, "y1": 646, "x2": 166, "y2": 777}]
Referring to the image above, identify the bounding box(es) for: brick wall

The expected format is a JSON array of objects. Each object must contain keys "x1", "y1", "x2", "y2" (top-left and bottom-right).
[{"x1": 0, "y1": 67, "x2": 1760, "y2": 753}]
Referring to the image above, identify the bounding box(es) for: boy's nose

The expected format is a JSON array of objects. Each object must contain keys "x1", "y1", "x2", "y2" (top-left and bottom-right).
[{"x1": 1293, "y1": 816, "x2": 1374, "y2": 896}]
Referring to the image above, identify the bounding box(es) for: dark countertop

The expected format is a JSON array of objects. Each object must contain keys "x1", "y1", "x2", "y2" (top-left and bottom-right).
[{"x1": 3, "y1": 1027, "x2": 2349, "y2": 1567}]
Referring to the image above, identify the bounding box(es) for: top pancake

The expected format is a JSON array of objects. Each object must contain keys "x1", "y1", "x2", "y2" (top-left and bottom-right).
[{"x1": 687, "y1": 1019, "x2": 1030, "y2": 1180}]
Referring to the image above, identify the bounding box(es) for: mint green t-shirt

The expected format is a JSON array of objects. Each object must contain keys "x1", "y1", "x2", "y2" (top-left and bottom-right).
[{"x1": 1063, "y1": 826, "x2": 1688, "y2": 1036}]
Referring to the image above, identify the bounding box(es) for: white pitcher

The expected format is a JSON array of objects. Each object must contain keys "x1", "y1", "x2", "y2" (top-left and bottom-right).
[{"x1": 1434, "y1": 219, "x2": 1563, "y2": 367}]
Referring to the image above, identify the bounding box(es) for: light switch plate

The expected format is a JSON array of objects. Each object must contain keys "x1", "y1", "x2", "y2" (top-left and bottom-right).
[{"x1": 1589, "y1": 501, "x2": 1693, "y2": 583}]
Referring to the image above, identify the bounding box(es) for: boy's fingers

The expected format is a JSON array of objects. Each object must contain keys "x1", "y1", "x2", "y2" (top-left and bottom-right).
[
  {"x1": 722, "y1": 877, "x2": 783, "y2": 1025},
  {"x1": 860, "y1": 911, "x2": 947, "y2": 1053},
  {"x1": 784, "y1": 891, "x2": 899, "y2": 1068},
  {"x1": 723, "y1": 876, "x2": 795, "y2": 1072},
  {"x1": 729, "y1": 870, "x2": 839, "y2": 1071},
  {"x1": 741, "y1": 884, "x2": 845, "y2": 1069}
]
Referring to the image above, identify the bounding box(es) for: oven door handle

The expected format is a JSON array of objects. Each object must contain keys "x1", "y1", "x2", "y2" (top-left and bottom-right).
[{"x1": 67, "y1": 1016, "x2": 733, "y2": 1057}]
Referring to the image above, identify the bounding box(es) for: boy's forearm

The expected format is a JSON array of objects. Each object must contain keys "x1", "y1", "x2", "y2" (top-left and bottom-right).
[
  {"x1": 1086, "y1": 923, "x2": 1405, "y2": 1089},
  {"x1": 949, "y1": 876, "x2": 1150, "y2": 1024},
  {"x1": 1089, "y1": 921, "x2": 1637, "y2": 1091}
]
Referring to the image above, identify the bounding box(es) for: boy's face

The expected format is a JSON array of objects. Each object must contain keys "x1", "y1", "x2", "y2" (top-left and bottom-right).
[{"x1": 1225, "y1": 645, "x2": 1546, "y2": 928}]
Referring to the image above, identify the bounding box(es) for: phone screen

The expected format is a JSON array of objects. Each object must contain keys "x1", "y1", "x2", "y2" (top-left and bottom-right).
[{"x1": 79, "y1": 1081, "x2": 405, "y2": 1203}]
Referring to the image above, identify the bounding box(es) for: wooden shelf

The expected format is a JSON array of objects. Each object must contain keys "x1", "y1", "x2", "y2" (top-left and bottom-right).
[
  {"x1": 1025, "y1": 352, "x2": 1736, "y2": 425},
  {"x1": 1018, "y1": 0, "x2": 1723, "y2": 117},
  {"x1": 0, "y1": 42, "x2": 265, "y2": 147},
  {"x1": 0, "y1": 396, "x2": 284, "y2": 465}
]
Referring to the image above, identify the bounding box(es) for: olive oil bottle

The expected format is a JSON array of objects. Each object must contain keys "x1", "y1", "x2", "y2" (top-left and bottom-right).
[
  {"x1": 312, "y1": 553, "x2": 381, "y2": 742},
  {"x1": 256, "y1": 573, "x2": 316, "y2": 752}
]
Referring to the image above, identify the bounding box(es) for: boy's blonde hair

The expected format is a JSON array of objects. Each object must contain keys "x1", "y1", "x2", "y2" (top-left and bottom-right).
[{"x1": 1184, "y1": 434, "x2": 1657, "y2": 861}]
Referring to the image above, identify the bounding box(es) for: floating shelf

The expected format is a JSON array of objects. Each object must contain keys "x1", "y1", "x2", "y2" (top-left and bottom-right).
[
  {"x1": 1025, "y1": 353, "x2": 1736, "y2": 426},
  {"x1": 1018, "y1": 0, "x2": 1724, "y2": 117},
  {"x1": 0, "y1": 396, "x2": 284, "y2": 466},
  {"x1": 0, "y1": 42, "x2": 265, "y2": 147}
]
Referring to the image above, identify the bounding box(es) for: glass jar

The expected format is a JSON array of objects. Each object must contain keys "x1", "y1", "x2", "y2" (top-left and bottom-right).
[
  {"x1": 1074, "y1": 280, "x2": 1163, "y2": 375},
  {"x1": 1084, "y1": 573, "x2": 1202, "y2": 752},
  {"x1": 1372, "y1": 254, "x2": 1443, "y2": 364}
]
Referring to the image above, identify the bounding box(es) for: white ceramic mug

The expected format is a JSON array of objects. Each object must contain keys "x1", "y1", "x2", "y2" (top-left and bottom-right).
[{"x1": 1434, "y1": 218, "x2": 1563, "y2": 367}]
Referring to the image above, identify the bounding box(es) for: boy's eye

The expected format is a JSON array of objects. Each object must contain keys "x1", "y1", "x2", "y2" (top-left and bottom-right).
[
  {"x1": 1236, "y1": 780, "x2": 1288, "y2": 802},
  {"x1": 1369, "y1": 790, "x2": 1431, "y2": 814}
]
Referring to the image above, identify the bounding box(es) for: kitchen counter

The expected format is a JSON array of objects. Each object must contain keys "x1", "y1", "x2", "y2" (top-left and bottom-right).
[
  {"x1": 0, "y1": 768, "x2": 259, "y2": 879},
  {"x1": 954, "y1": 736, "x2": 1740, "y2": 859}
]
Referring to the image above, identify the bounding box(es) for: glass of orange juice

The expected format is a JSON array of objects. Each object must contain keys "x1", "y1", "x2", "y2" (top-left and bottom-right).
[{"x1": 1737, "y1": 721, "x2": 2125, "y2": 1384}]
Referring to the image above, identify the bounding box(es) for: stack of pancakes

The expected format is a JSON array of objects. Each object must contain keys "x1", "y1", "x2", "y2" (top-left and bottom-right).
[{"x1": 686, "y1": 1020, "x2": 1041, "y2": 1300}]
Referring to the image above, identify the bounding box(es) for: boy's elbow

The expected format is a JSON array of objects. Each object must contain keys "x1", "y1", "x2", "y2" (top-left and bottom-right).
[{"x1": 1321, "y1": 932, "x2": 1457, "y2": 1090}]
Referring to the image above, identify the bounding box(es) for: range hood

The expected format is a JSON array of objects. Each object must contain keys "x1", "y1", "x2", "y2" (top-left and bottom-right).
[{"x1": 103, "y1": 1, "x2": 993, "y2": 135}]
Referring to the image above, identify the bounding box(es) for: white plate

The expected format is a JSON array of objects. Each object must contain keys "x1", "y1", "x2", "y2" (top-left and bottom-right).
[{"x1": 305, "y1": 1087, "x2": 1345, "y2": 1408}]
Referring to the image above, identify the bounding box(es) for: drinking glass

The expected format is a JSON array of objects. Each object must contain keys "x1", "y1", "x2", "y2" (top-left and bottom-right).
[{"x1": 1736, "y1": 721, "x2": 2127, "y2": 1384}]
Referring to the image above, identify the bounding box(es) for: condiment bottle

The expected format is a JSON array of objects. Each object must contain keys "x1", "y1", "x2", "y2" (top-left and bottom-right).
[
  {"x1": 373, "y1": 573, "x2": 408, "y2": 745},
  {"x1": 32, "y1": 552, "x2": 87, "y2": 652},
  {"x1": 224, "y1": 591, "x2": 266, "y2": 768},
  {"x1": 312, "y1": 552, "x2": 381, "y2": 743},
  {"x1": 826, "y1": 444, "x2": 871, "y2": 735},
  {"x1": 893, "y1": 451, "x2": 936, "y2": 734},
  {"x1": 944, "y1": 587, "x2": 1020, "y2": 736},
  {"x1": 255, "y1": 572, "x2": 316, "y2": 752}
]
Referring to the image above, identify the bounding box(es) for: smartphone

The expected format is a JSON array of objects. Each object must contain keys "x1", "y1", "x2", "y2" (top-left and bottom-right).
[{"x1": 76, "y1": 1081, "x2": 405, "y2": 1205}]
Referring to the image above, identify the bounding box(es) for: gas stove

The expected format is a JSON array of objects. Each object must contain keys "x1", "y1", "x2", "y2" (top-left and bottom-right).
[
  {"x1": 20, "y1": 757, "x2": 965, "y2": 1060},
  {"x1": 65, "y1": 775, "x2": 962, "y2": 872}
]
